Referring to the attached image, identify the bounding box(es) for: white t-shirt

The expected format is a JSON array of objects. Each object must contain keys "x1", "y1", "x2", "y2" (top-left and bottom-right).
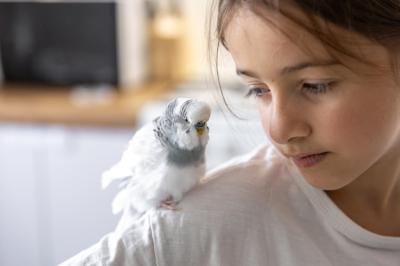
[{"x1": 59, "y1": 144, "x2": 400, "y2": 266}]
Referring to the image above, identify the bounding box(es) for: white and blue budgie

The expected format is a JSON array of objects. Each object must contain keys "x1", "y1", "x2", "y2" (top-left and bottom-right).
[{"x1": 102, "y1": 97, "x2": 211, "y2": 215}]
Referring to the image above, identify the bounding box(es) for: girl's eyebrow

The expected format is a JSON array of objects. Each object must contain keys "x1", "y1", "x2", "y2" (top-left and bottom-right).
[{"x1": 236, "y1": 60, "x2": 340, "y2": 78}]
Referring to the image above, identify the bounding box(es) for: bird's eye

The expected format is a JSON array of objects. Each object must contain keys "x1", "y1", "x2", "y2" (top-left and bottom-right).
[{"x1": 195, "y1": 121, "x2": 206, "y2": 128}]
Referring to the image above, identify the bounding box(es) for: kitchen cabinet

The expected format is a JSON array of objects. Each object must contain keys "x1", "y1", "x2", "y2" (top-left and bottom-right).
[
  {"x1": 0, "y1": 125, "x2": 42, "y2": 266},
  {"x1": 0, "y1": 124, "x2": 133, "y2": 265}
]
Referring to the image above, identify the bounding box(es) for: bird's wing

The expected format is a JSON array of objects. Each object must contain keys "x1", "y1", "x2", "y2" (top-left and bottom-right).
[
  {"x1": 101, "y1": 123, "x2": 163, "y2": 189},
  {"x1": 102, "y1": 123, "x2": 169, "y2": 214},
  {"x1": 111, "y1": 166, "x2": 166, "y2": 214}
]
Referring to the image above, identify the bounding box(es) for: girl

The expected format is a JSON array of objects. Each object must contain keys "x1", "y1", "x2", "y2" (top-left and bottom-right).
[{"x1": 61, "y1": 0, "x2": 400, "y2": 265}]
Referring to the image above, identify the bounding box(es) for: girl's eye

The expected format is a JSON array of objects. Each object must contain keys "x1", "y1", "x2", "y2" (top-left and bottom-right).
[
  {"x1": 244, "y1": 81, "x2": 334, "y2": 99},
  {"x1": 302, "y1": 82, "x2": 332, "y2": 94},
  {"x1": 245, "y1": 87, "x2": 270, "y2": 98}
]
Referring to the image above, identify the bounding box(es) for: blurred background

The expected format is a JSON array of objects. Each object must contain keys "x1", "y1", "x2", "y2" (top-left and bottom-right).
[{"x1": 0, "y1": 0, "x2": 266, "y2": 265}]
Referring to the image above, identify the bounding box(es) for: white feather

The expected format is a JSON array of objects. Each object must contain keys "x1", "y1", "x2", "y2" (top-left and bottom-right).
[{"x1": 102, "y1": 98, "x2": 211, "y2": 216}]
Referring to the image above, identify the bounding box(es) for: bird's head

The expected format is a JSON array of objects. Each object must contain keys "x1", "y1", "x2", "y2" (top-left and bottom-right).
[{"x1": 166, "y1": 98, "x2": 211, "y2": 151}]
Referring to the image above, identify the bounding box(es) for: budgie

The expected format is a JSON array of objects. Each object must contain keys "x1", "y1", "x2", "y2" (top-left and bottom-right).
[{"x1": 102, "y1": 97, "x2": 211, "y2": 215}]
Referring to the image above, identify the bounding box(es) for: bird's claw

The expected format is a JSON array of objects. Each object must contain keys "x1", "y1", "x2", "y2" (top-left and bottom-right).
[{"x1": 160, "y1": 199, "x2": 180, "y2": 211}]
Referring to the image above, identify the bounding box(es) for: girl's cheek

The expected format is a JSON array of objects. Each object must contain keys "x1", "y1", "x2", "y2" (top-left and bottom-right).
[{"x1": 258, "y1": 105, "x2": 270, "y2": 134}]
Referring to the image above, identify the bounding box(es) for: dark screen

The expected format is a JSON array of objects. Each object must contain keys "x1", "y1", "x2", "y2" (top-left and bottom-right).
[{"x1": 0, "y1": 2, "x2": 118, "y2": 86}]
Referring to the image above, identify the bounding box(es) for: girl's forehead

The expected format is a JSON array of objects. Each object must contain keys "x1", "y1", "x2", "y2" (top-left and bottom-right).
[
  {"x1": 223, "y1": 6, "x2": 392, "y2": 78},
  {"x1": 225, "y1": 7, "x2": 328, "y2": 54},
  {"x1": 224, "y1": 8, "x2": 330, "y2": 77}
]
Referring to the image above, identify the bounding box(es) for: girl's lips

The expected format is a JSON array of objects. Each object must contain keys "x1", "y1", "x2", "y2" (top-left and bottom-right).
[{"x1": 292, "y1": 152, "x2": 330, "y2": 168}]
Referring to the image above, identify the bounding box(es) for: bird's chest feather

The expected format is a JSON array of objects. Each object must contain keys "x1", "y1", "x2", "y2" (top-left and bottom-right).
[
  {"x1": 161, "y1": 163, "x2": 206, "y2": 196},
  {"x1": 166, "y1": 146, "x2": 205, "y2": 166}
]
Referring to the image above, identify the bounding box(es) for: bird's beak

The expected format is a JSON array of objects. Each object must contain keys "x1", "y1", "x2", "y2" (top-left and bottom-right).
[{"x1": 196, "y1": 127, "x2": 205, "y2": 136}]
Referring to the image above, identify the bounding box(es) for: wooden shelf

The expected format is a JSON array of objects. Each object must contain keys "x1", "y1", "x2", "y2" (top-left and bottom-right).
[{"x1": 0, "y1": 82, "x2": 171, "y2": 127}]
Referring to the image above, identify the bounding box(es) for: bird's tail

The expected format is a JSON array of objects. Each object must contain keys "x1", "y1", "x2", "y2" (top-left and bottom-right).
[{"x1": 101, "y1": 163, "x2": 132, "y2": 189}]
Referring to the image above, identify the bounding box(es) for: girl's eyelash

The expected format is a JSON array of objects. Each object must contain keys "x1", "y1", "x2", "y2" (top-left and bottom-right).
[
  {"x1": 244, "y1": 81, "x2": 333, "y2": 98},
  {"x1": 245, "y1": 87, "x2": 270, "y2": 98},
  {"x1": 302, "y1": 82, "x2": 332, "y2": 94}
]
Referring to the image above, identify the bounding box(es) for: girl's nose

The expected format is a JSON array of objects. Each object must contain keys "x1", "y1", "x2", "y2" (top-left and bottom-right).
[{"x1": 266, "y1": 95, "x2": 311, "y2": 144}]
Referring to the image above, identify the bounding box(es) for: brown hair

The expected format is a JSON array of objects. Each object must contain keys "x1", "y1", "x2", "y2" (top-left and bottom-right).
[{"x1": 209, "y1": 0, "x2": 400, "y2": 89}]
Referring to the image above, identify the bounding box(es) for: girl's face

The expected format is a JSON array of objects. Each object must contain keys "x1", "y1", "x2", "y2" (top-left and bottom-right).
[{"x1": 224, "y1": 7, "x2": 400, "y2": 190}]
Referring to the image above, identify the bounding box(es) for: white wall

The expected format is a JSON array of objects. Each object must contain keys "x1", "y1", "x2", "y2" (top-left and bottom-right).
[{"x1": 0, "y1": 124, "x2": 132, "y2": 265}]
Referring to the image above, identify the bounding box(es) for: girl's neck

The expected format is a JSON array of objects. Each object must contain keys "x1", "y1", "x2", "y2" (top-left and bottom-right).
[
  {"x1": 325, "y1": 151, "x2": 400, "y2": 236},
  {"x1": 326, "y1": 188, "x2": 400, "y2": 236}
]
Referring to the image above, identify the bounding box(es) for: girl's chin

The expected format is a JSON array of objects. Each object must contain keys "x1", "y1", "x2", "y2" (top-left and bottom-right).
[{"x1": 303, "y1": 175, "x2": 348, "y2": 191}]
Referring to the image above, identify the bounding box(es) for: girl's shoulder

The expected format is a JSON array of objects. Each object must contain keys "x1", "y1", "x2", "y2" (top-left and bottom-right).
[
  {"x1": 181, "y1": 143, "x2": 294, "y2": 212},
  {"x1": 59, "y1": 144, "x2": 309, "y2": 266},
  {"x1": 150, "y1": 143, "x2": 300, "y2": 227},
  {"x1": 143, "y1": 144, "x2": 309, "y2": 265}
]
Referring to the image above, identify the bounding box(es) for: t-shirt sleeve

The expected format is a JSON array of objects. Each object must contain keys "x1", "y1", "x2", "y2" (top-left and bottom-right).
[{"x1": 58, "y1": 213, "x2": 157, "y2": 266}]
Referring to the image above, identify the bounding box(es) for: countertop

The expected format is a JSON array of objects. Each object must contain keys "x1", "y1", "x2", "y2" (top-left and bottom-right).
[{"x1": 0, "y1": 82, "x2": 171, "y2": 127}]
